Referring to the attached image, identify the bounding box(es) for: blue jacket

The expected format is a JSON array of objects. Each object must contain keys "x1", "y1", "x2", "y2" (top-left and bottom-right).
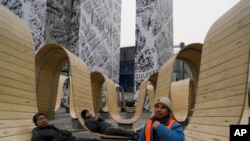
[{"x1": 138, "y1": 119, "x2": 184, "y2": 141}]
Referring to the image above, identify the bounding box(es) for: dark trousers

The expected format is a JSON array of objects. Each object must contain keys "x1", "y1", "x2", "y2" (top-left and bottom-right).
[{"x1": 103, "y1": 126, "x2": 135, "y2": 136}]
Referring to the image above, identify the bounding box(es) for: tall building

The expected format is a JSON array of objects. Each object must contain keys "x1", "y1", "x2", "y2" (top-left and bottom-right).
[
  {"x1": 135, "y1": 0, "x2": 173, "y2": 92},
  {"x1": 0, "y1": 0, "x2": 121, "y2": 82},
  {"x1": 1, "y1": 0, "x2": 174, "y2": 108}
]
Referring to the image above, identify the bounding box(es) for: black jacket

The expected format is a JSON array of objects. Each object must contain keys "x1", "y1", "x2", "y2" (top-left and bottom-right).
[
  {"x1": 31, "y1": 124, "x2": 75, "y2": 141},
  {"x1": 84, "y1": 117, "x2": 112, "y2": 133}
]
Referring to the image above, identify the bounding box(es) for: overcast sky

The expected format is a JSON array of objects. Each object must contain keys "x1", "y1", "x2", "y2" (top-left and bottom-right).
[{"x1": 120, "y1": 0, "x2": 240, "y2": 47}]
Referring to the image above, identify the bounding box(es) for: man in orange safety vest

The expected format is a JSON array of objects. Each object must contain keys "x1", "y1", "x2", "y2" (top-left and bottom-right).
[{"x1": 138, "y1": 97, "x2": 184, "y2": 141}]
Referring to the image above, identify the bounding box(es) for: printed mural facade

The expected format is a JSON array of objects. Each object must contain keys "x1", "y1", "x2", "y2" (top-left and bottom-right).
[
  {"x1": 135, "y1": 0, "x2": 173, "y2": 90},
  {"x1": 1, "y1": 0, "x2": 121, "y2": 82},
  {"x1": 1, "y1": 0, "x2": 121, "y2": 106},
  {"x1": 134, "y1": 0, "x2": 173, "y2": 111},
  {"x1": 0, "y1": 0, "x2": 46, "y2": 50},
  {"x1": 78, "y1": 0, "x2": 121, "y2": 82},
  {"x1": 1, "y1": 0, "x2": 173, "y2": 110}
]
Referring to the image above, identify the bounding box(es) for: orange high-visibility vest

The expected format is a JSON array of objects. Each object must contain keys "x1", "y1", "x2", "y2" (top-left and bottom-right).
[{"x1": 145, "y1": 118, "x2": 176, "y2": 141}]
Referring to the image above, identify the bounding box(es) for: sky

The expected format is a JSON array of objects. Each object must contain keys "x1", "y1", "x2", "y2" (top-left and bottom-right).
[{"x1": 120, "y1": 0, "x2": 240, "y2": 47}]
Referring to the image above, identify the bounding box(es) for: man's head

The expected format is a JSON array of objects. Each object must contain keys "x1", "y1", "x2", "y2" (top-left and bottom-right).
[
  {"x1": 32, "y1": 113, "x2": 48, "y2": 128},
  {"x1": 81, "y1": 109, "x2": 91, "y2": 119},
  {"x1": 154, "y1": 97, "x2": 172, "y2": 120}
]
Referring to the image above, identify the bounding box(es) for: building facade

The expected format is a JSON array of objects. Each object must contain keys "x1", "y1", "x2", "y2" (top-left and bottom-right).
[
  {"x1": 135, "y1": 0, "x2": 173, "y2": 90},
  {"x1": 134, "y1": 0, "x2": 173, "y2": 108},
  {"x1": 0, "y1": 0, "x2": 121, "y2": 82},
  {"x1": 1, "y1": 0, "x2": 174, "y2": 110}
]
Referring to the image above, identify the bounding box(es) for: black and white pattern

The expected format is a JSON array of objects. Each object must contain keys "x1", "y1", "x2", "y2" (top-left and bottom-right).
[
  {"x1": 78, "y1": 0, "x2": 121, "y2": 82},
  {"x1": 0, "y1": 0, "x2": 46, "y2": 50},
  {"x1": 135, "y1": 0, "x2": 173, "y2": 111}
]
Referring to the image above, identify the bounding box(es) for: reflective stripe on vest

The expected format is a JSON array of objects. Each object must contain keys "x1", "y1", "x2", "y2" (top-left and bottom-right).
[{"x1": 145, "y1": 118, "x2": 176, "y2": 141}]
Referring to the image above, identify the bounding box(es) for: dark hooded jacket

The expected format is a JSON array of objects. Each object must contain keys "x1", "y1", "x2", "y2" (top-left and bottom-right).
[{"x1": 31, "y1": 124, "x2": 75, "y2": 141}]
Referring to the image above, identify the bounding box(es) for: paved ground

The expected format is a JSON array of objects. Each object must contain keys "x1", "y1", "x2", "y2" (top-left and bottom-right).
[{"x1": 49, "y1": 107, "x2": 152, "y2": 140}]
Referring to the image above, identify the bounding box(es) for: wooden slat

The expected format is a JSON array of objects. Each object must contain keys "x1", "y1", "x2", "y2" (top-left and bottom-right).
[
  {"x1": 186, "y1": 123, "x2": 229, "y2": 137},
  {"x1": 0, "y1": 133, "x2": 32, "y2": 141},
  {"x1": 201, "y1": 30, "x2": 250, "y2": 66},
  {"x1": 0, "y1": 36, "x2": 34, "y2": 57},
  {"x1": 171, "y1": 78, "x2": 191, "y2": 122},
  {"x1": 0, "y1": 85, "x2": 35, "y2": 99},
  {"x1": 200, "y1": 43, "x2": 249, "y2": 72},
  {"x1": 0, "y1": 126, "x2": 34, "y2": 138},
  {"x1": 155, "y1": 56, "x2": 176, "y2": 100},
  {"x1": 0, "y1": 5, "x2": 37, "y2": 141},
  {"x1": 0, "y1": 119, "x2": 34, "y2": 128},
  {"x1": 196, "y1": 84, "x2": 245, "y2": 103},
  {"x1": 192, "y1": 106, "x2": 243, "y2": 117},
  {"x1": 0, "y1": 68, "x2": 35, "y2": 85},
  {"x1": 55, "y1": 75, "x2": 68, "y2": 111},
  {"x1": 0, "y1": 103, "x2": 37, "y2": 111},
  {"x1": 185, "y1": 129, "x2": 228, "y2": 141},
  {"x1": 204, "y1": 0, "x2": 250, "y2": 41},
  {"x1": 197, "y1": 74, "x2": 248, "y2": 95},
  {"x1": 0, "y1": 111, "x2": 35, "y2": 120},
  {"x1": 189, "y1": 116, "x2": 239, "y2": 126},
  {"x1": 204, "y1": 12, "x2": 250, "y2": 49},
  {"x1": 199, "y1": 63, "x2": 248, "y2": 88},
  {"x1": 199, "y1": 54, "x2": 249, "y2": 80},
  {"x1": 0, "y1": 28, "x2": 33, "y2": 47},
  {"x1": 195, "y1": 94, "x2": 245, "y2": 110}
]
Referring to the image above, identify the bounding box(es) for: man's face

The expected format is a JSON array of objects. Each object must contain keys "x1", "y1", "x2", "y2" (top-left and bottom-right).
[
  {"x1": 36, "y1": 115, "x2": 48, "y2": 128},
  {"x1": 85, "y1": 111, "x2": 91, "y2": 118},
  {"x1": 154, "y1": 103, "x2": 170, "y2": 120}
]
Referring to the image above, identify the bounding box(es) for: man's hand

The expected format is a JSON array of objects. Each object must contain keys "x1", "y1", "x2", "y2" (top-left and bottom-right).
[
  {"x1": 94, "y1": 113, "x2": 102, "y2": 121},
  {"x1": 152, "y1": 121, "x2": 160, "y2": 129}
]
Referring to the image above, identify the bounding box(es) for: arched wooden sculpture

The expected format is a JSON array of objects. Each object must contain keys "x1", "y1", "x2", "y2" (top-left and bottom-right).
[
  {"x1": 54, "y1": 75, "x2": 69, "y2": 111},
  {"x1": 36, "y1": 44, "x2": 138, "y2": 140},
  {"x1": 1, "y1": 0, "x2": 249, "y2": 141},
  {"x1": 0, "y1": 5, "x2": 37, "y2": 141},
  {"x1": 184, "y1": 0, "x2": 250, "y2": 140}
]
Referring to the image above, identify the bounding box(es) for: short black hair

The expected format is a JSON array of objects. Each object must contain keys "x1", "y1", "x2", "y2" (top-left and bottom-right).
[
  {"x1": 32, "y1": 112, "x2": 47, "y2": 125},
  {"x1": 81, "y1": 109, "x2": 88, "y2": 119}
]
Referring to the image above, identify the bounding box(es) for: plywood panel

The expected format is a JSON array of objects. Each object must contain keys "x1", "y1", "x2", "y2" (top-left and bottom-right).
[
  {"x1": 192, "y1": 106, "x2": 243, "y2": 117},
  {"x1": 171, "y1": 78, "x2": 191, "y2": 122},
  {"x1": 197, "y1": 74, "x2": 247, "y2": 95},
  {"x1": 0, "y1": 5, "x2": 37, "y2": 141},
  {"x1": 199, "y1": 54, "x2": 249, "y2": 80},
  {"x1": 0, "y1": 119, "x2": 33, "y2": 129},
  {"x1": 0, "y1": 133, "x2": 32, "y2": 141},
  {"x1": 185, "y1": 129, "x2": 228, "y2": 141},
  {"x1": 195, "y1": 94, "x2": 245, "y2": 110},
  {"x1": 55, "y1": 75, "x2": 68, "y2": 111},
  {"x1": 189, "y1": 117, "x2": 239, "y2": 126}
]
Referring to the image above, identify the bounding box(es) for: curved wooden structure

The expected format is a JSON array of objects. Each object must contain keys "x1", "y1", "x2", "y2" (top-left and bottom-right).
[
  {"x1": 1, "y1": 1, "x2": 250, "y2": 141},
  {"x1": 35, "y1": 44, "x2": 71, "y2": 119},
  {"x1": 90, "y1": 71, "x2": 105, "y2": 113},
  {"x1": 0, "y1": 5, "x2": 37, "y2": 141},
  {"x1": 54, "y1": 75, "x2": 69, "y2": 111},
  {"x1": 36, "y1": 44, "x2": 135, "y2": 140},
  {"x1": 155, "y1": 43, "x2": 202, "y2": 102},
  {"x1": 115, "y1": 84, "x2": 127, "y2": 111},
  {"x1": 184, "y1": 0, "x2": 250, "y2": 140},
  {"x1": 171, "y1": 78, "x2": 193, "y2": 123}
]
